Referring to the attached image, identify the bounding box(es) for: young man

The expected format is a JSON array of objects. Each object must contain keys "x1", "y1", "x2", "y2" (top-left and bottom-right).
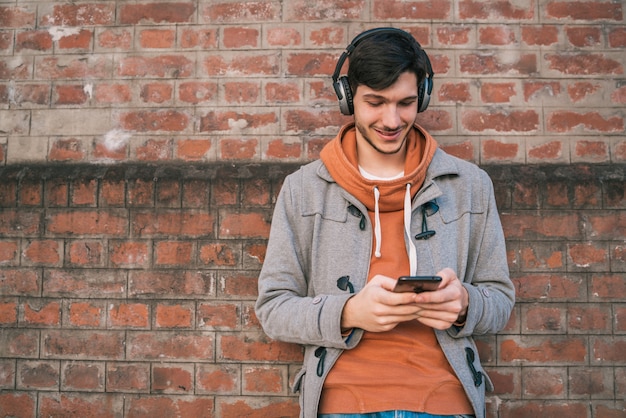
[{"x1": 255, "y1": 27, "x2": 515, "y2": 418}]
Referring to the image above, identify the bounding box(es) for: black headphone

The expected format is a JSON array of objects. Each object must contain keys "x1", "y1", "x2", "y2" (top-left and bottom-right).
[{"x1": 332, "y1": 27, "x2": 434, "y2": 116}]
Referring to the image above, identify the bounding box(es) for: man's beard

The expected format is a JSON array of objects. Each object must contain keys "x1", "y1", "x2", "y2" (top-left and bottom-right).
[{"x1": 355, "y1": 120, "x2": 408, "y2": 155}]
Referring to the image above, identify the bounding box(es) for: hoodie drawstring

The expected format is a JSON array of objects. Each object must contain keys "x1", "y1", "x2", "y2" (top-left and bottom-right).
[
  {"x1": 405, "y1": 184, "x2": 417, "y2": 276},
  {"x1": 372, "y1": 184, "x2": 417, "y2": 276},
  {"x1": 373, "y1": 186, "x2": 381, "y2": 258}
]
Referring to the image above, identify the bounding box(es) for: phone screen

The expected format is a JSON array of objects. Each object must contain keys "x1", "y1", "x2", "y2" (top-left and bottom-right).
[{"x1": 392, "y1": 275, "x2": 442, "y2": 293}]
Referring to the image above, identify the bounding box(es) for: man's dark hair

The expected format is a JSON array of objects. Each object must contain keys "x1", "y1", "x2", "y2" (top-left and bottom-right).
[{"x1": 347, "y1": 31, "x2": 428, "y2": 95}]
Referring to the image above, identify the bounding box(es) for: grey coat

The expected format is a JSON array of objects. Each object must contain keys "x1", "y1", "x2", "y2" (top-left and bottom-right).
[{"x1": 255, "y1": 148, "x2": 515, "y2": 418}]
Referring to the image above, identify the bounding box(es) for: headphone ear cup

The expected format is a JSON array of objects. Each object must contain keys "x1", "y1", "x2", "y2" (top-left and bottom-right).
[
  {"x1": 417, "y1": 77, "x2": 432, "y2": 113},
  {"x1": 336, "y1": 76, "x2": 354, "y2": 115}
]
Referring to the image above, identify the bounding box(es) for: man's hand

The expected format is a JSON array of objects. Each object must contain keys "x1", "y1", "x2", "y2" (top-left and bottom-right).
[
  {"x1": 340, "y1": 268, "x2": 469, "y2": 333},
  {"x1": 340, "y1": 274, "x2": 422, "y2": 332},
  {"x1": 412, "y1": 267, "x2": 469, "y2": 330}
]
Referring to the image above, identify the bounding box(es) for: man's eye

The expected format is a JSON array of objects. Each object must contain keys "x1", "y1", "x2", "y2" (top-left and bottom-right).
[{"x1": 367, "y1": 102, "x2": 382, "y2": 107}]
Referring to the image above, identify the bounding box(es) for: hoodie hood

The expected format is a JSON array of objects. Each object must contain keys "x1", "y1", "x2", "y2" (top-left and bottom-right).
[
  {"x1": 320, "y1": 122, "x2": 437, "y2": 213},
  {"x1": 320, "y1": 123, "x2": 438, "y2": 272}
]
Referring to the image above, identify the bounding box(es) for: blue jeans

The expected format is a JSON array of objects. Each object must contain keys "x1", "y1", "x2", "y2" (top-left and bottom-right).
[{"x1": 319, "y1": 413, "x2": 474, "y2": 418}]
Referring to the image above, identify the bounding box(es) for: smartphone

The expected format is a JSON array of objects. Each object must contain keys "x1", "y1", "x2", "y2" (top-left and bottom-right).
[{"x1": 392, "y1": 275, "x2": 442, "y2": 293}]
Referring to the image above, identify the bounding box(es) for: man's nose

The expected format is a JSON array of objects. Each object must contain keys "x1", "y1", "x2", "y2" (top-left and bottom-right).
[{"x1": 381, "y1": 104, "x2": 401, "y2": 128}]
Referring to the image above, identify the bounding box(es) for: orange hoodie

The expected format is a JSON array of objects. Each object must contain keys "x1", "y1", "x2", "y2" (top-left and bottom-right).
[{"x1": 317, "y1": 124, "x2": 473, "y2": 415}]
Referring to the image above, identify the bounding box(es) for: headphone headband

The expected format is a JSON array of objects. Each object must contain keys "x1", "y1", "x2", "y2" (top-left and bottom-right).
[{"x1": 332, "y1": 27, "x2": 434, "y2": 115}]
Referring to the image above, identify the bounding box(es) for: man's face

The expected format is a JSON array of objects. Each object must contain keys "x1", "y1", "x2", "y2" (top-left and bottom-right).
[{"x1": 353, "y1": 71, "x2": 419, "y2": 157}]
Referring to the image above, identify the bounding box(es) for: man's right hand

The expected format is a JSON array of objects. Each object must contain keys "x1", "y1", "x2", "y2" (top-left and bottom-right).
[{"x1": 340, "y1": 274, "x2": 421, "y2": 332}]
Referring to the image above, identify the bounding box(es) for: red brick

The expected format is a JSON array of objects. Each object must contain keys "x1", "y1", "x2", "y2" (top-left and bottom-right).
[
  {"x1": 265, "y1": 81, "x2": 300, "y2": 103},
  {"x1": 220, "y1": 138, "x2": 259, "y2": 160},
  {"x1": 47, "y1": 209, "x2": 128, "y2": 236},
  {"x1": 0, "y1": 240, "x2": 19, "y2": 264},
  {"x1": 568, "y1": 305, "x2": 611, "y2": 333},
  {"x1": 460, "y1": 53, "x2": 537, "y2": 75},
  {"x1": 106, "y1": 363, "x2": 150, "y2": 392},
  {"x1": 140, "y1": 82, "x2": 173, "y2": 103},
  {"x1": 519, "y1": 242, "x2": 564, "y2": 270},
  {"x1": 120, "y1": 110, "x2": 190, "y2": 132},
  {"x1": 129, "y1": 271, "x2": 214, "y2": 298},
  {"x1": 10, "y1": 84, "x2": 50, "y2": 106},
  {"x1": 592, "y1": 337, "x2": 626, "y2": 363},
  {"x1": 198, "y1": 302, "x2": 239, "y2": 330},
  {"x1": 546, "y1": 53, "x2": 622, "y2": 75},
  {"x1": 223, "y1": 27, "x2": 259, "y2": 48},
  {"x1": 49, "y1": 139, "x2": 86, "y2": 162},
  {"x1": 286, "y1": 51, "x2": 336, "y2": 77},
  {"x1": 265, "y1": 138, "x2": 302, "y2": 159},
  {"x1": 219, "y1": 333, "x2": 302, "y2": 362},
  {"x1": 180, "y1": 28, "x2": 218, "y2": 49},
  {"x1": 0, "y1": 300, "x2": 18, "y2": 324},
  {"x1": 219, "y1": 211, "x2": 271, "y2": 239},
  {"x1": 243, "y1": 365, "x2": 284, "y2": 394},
  {"x1": 481, "y1": 82, "x2": 516, "y2": 102},
  {"x1": 0, "y1": 269, "x2": 40, "y2": 296},
  {"x1": 199, "y1": 242, "x2": 239, "y2": 268},
  {"x1": 179, "y1": 81, "x2": 218, "y2": 104},
  {"x1": 201, "y1": 1, "x2": 279, "y2": 23},
  {"x1": 479, "y1": 26, "x2": 516, "y2": 45},
  {"x1": 16, "y1": 30, "x2": 53, "y2": 52},
  {"x1": 120, "y1": 2, "x2": 196, "y2": 24},
  {"x1": 608, "y1": 26, "x2": 626, "y2": 47},
  {"x1": 37, "y1": 56, "x2": 109, "y2": 79},
  {"x1": 127, "y1": 178, "x2": 154, "y2": 207},
  {"x1": 501, "y1": 336, "x2": 587, "y2": 364},
  {"x1": 152, "y1": 364, "x2": 193, "y2": 393},
  {"x1": 94, "y1": 84, "x2": 131, "y2": 104},
  {"x1": 118, "y1": 55, "x2": 193, "y2": 78},
  {"x1": 97, "y1": 29, "x2": 132, "y2": 49},
  {"x1": 0, "y1": 6, "x2": 36, "y2": 28},
  {"x1": 204, "y1": 52, "x2": 280, "y2": 77},
  {"x1": 67, "y1": 240, "x2": 103, "y2": 266},
  {"x1": 219, "y1": 397, "x2": 299, "y2": 418},
  {"x1": 513, "y1": 274, "x2": 585, "y2": 301},
  {"x1": 108, "y1": 303, "x2": 149, "y2": 328},
  {"x1": 62, "y1": 362, "x2": 104, "y2": 391},
  {"x1": 283, "y1": 109, "x2": 343, "y2": 134},
  {"x1": 522, "y1": 25, "x2": 559, "y2": 46},
  {"x1": 19, "y1": 181, "x2": 42, "y2": 207},
  {"x1": 522, "y1": 367, "x2": 566, "y2": 398},
  {"x1": 126, "y1": 332, "x2": 214, "y2": 361},
  {"x1": 135, "y1": 139, "x2": 173, "y2": 161},
  {"x1": 22, "y1": 239, "x2": 61, "y2": 266},
  {"x1": 372, "y1": 0, "x2": 448, "y2": 19},
  {"x1": 71, "y1": 179, "x2": 97, "y2": 206},
  {"x1": 68, "y1": 301, "x2": 104, "y2": 328},
  {"x1": 437, "y1": 26, "x2": 471, "y2": 45},
  {"x1": 100, "y1": 178, "x2": 125, "y2": 206},
  {"x1": 44, "y1": 269, "x2": 126, "y2": 298},
  {"x1": 42, "y1": 330, "x2": 125, "y2": 359},
  {"x1": 591, "y1": 274, "x2": 626, "y2": 300},
  {"x1": 18, "y1": 361, "x2": 59, "y2": 390},
  {"x1": 462, "y1": 110, "x2": 538, "y2": 133},
  {"x1": 459, "y1": 0, "x2": 534, "y2": 19},
  {"x1": 569, "y1": 367, "x2": 613, "y2": 397},
  {"x1": 139, "y1": 29, "x2": 175, "y2": 49},
  {"x1": 223, "y1": 81, "x2": 260, "y2": 104},
  {"x1": 57, "y1": 29, "x2": 92, "y2": 50},
  {"x1": 268, "y1": 26, "x2": 303, "y2": 47},
  {"x1": 155, "y1": 303, "x2": 193, "y2": 328},
  {"x1": 568, "y1": 242, "x2": 609, "y2": 271},
  {"x1": 548, "y1": 111, "x2": 623, "y2": 133},
  {"x1": 482, "y1": 139, "x2": 520, "y2": 161},
  {"x1": 39, "y1": 393, "x2": 122, "y2": 418},
  {"x1": 181, "y1": 179, "x2": 210, "y2": 207},
  {"x1": 23, "y1": 300, "x2": 61, "y2": 326},
  {"x1": 0, "y1": 359, "x2": 16, "y2": 388},
  {"x1": 546, "y1": 1, "x2": 623, "y2": 20},
  {"x1": 438, "y1": 82, "x2": 471, "y2": 103},
  {"x1": 523, "y1": 305, "x2": 564, "y2": 332},
  {"x1": 176, "y1": 140, "x2": 212, "y2": 161},
  {"x1": 132, "y1": 211, "x2": 214, "y2": 237},
  {"x1": 0, "y1": 329, "x2": 39, "y2": 357},
  {"x1": 196, "y1": 364, "x2": 238, "y2": 394},
  {"x1": 41, "y1": 3, "x2": 115, "y2": 26}
]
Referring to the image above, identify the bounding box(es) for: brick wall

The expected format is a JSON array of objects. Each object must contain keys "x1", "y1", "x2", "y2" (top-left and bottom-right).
[{"x1": 1, "y1": 0, "x2": 625, "y2": 417}]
